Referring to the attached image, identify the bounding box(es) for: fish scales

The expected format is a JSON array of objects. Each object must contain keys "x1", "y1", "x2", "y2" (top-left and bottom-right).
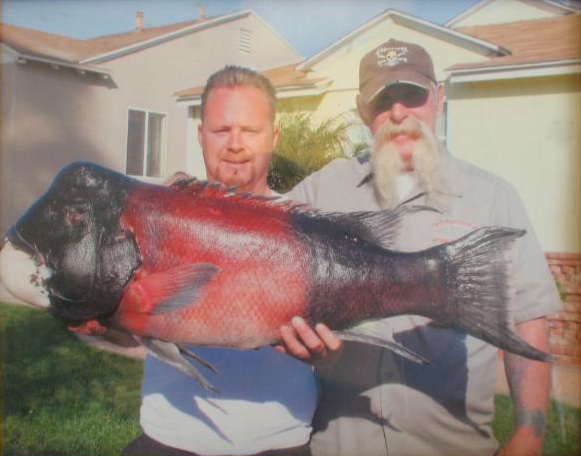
[
  {"x1": 0, "y1": 161, "x2": 552, "y2": 392},
  {"x1": 113, "y1": 184, "x2": 311, "y2": 348}
]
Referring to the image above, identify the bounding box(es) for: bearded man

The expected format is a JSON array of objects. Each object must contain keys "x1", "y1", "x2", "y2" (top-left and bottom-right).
[{"x1": 284, "y1": 40, "x2": 559, "y2": 456}]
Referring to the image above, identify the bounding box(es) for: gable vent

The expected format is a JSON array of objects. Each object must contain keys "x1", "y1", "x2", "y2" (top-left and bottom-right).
[{"x1": 238, "y1": 28, "x2": 253, "y2": 54}]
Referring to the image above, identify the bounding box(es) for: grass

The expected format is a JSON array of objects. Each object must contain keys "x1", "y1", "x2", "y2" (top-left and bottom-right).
[
  {"x1": 493, "y1": 394, "x2": 581, "y2": 456},
  {"x1": 1, "y1": 302, "x2": 142, "y2": 456},
  {"x1": 1, "y1": 301, "x2": 579, "y2": 455}
]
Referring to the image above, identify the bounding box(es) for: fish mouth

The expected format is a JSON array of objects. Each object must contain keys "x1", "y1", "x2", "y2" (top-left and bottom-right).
[
  {"x1": 0, "y1": 238, "x2": 52, "y2": 309},
  {"x1": 6, "y1": 225, "x2": 47, "y2": 267}
]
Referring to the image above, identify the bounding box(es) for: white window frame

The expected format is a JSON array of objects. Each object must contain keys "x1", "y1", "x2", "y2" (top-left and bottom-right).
[
  {"x1": 436, "y1": 98, "x2": 448, "y2": 145},
  {"x1": 126, "y1": 108, "x2": 167, "y2": 178}
]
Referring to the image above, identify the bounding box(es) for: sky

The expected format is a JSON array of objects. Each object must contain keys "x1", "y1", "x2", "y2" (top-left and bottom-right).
[{"x1": 1, "y1": 0, "x2": 487, "y2": 58}]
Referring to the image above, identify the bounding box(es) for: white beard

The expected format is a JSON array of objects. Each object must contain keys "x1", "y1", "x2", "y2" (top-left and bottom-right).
[{"x1": 371, "y1": 117, "x2": 447, "y2": 209}]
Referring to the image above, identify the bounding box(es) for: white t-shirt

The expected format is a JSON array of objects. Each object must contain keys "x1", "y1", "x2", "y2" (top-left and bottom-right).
[
  {"x1": 139, "y1": 191, "x2": 318, "y2": 455},
  {"x1": 140, "y1": 346, "x2": 318, "y2": 455}
]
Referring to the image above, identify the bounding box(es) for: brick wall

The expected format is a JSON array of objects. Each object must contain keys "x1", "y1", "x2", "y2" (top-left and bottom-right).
[{"x1": 546, "y1": 252, "x2": 581, "y2": 365}]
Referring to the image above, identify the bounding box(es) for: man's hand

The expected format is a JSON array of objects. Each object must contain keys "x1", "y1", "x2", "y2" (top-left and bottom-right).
[
  {"x1": 499, "y1": 317, "x2": 551, "y2": 456},
  {"x1": 496, "y1": 427, "x2": 543, "y2": 456},
  {"x1": 276, "y1": 317, "x2": 343, "y2": 367},
  {"x1": 68, "y1": 319, "x2": 108, "y2": 336},
  {"x1": 68, "y1": 319, "x2": 141, "y2": 349}
]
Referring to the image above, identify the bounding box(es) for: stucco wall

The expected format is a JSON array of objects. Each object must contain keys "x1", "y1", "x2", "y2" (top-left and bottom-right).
[
  {"x1": 446, "y1": 74, "x2": 581, "y2": 253},
  {"x1": 0, "y1": 60, "x2": 117, "y2": 233}
]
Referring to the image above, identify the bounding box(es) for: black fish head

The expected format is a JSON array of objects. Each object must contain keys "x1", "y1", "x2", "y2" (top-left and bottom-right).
[{"x1": 2, "y1": 162, "x2": 141, "y2": 323}]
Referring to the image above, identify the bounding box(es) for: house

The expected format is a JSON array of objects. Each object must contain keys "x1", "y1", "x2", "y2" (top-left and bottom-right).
[{"x1": 0, "y1": 9, "x2": 302, "y2": 235}]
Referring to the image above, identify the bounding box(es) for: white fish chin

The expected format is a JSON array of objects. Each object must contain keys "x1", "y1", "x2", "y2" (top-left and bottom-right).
[{"x1": 0, "y1": 240, "x2": 52, "y2": 308}]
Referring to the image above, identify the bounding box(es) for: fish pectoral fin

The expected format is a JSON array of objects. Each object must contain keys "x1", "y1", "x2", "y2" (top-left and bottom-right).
[
  {"x1": 177, "y1": 344, "x2": 219, "y2": 374},
  {"x1": 138, "y1": 337, "x2": 220, "y2": 394},
  {"x1": 139, "y1": 263, "x2": 219, "y2": 315},
  {"x1": 337, "y1": 327, "x2": 432, "y2": 365}
]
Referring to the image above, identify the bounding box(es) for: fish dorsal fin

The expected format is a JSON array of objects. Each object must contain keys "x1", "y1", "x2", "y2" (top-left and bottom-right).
[
  {"x1": 134, "y1": 263, "x2": 219, "y2": 315},
  {"x1": 169, "y1": 177, "x2": 289, "y2": 211},
  {"x1": 169, "y1": 176, "x2": 437, "y2": 249},
  {"x1": 340, "y1": 205, "x2": 438, "y2": 249},
  {"x1": 293, "y1": 204, "x2": 438, "y2": 250}
]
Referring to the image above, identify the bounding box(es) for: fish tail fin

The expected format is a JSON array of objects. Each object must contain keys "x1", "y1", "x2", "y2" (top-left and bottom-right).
[{"x1": 442, "y1": 226, "x2": 552, "y2": 362}]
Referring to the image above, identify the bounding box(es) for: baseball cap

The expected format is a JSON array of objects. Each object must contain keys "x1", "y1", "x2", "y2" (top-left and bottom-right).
[{"x1": 359, "y1": 39, "x2": 436, "y2": 104}]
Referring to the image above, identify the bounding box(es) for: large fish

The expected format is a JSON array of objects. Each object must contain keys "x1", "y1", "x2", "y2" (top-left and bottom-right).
[{"x1": 0, "y1": 162, "x2": 550, "y2": 391}]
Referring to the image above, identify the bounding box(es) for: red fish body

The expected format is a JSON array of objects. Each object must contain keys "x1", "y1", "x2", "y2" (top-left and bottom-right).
[
  {"x1": 115, "y1": 183, "x2": 309, "y2": 347},
  {"x1": 0, "y1": 162, "x2": 551, "y2": 391}
]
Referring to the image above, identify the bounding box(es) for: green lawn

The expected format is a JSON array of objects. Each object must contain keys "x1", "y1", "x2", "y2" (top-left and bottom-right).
[
  {"x1": 1, "y1": 302, "x2": 142, "y2": 456},
  {"x1": 1, "y1": 302, "x2": 580, "y2": 455}
]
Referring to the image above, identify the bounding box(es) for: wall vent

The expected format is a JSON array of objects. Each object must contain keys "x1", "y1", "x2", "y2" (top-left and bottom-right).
[{"x1": 238, "y1": 28, "x2": 252, "y2": 54}]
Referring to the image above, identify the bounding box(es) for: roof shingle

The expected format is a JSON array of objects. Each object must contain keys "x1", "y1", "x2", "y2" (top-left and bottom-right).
[
  {"x1": 175, "y1": 63, "x2": 328, "y2": 100},
  {"x1": 450, "y1": 13, "x2": 581, "y2": 70},
  {"x1": 1, "y1": 15, "x2": 215, "y2": 64}
]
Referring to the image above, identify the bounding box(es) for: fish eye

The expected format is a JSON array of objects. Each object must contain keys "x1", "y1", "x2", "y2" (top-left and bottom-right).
[{"x1": 66, "y1": 210, "x2": 85, "y2": 225}]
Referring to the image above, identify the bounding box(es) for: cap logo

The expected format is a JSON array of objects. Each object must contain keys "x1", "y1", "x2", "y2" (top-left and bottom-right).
[{"x1": 376, "y1": 46, "x2": 408, "y2": 68}]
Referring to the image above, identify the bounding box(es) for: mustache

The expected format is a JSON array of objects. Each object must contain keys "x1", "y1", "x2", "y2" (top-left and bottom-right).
[
  {"x1": 371, "y1": 117, "x2": 446, "y2": 209},
  {"x1": 374, "y1": 117, "x2": 425, "y2": 147}
]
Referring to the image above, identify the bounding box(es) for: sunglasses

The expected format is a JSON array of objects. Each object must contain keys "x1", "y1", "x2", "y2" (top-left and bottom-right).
[{"x1": 370, "y1": 84, "x2": 430, "y2": 115}]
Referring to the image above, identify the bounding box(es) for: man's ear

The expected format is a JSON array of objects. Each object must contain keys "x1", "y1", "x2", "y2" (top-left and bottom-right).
[
  {"x1": 272, "y1": 124, "x2": 280, "y2": 151},
  {"x1": 197, "y1": 123, "x2": 203, "y2": 147},
  {"x1": 356, "y1": 94, "x2": 373, "y2": 126}
]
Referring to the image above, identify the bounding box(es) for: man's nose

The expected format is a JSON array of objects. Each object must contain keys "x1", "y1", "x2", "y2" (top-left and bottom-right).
[
  {"x1": 389, "y1": 101, "x2": 409, "y2": 124},
  {"x1": 227, "y1": 131, "x2": 243, "y2": 152}
]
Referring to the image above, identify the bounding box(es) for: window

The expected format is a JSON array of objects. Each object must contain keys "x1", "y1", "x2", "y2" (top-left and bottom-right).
[
  {"x1": 436, "y1": 99, "x2": 448, "y2": 145},
  {"x1": 126, "y1": 109, "x2": 166, "y2": 177}
]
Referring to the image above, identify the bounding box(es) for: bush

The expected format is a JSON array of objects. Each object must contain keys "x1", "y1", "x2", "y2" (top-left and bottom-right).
[{"x1": 268, "y1": 112, "x2": 368, "y2": 193}]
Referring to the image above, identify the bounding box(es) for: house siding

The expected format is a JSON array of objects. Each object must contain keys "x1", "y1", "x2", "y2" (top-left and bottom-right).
[
  {"x1": 446, "y1": 74, "x2": 581, "y2": 253},
  {"x1": 0, "y1": 60, "x2": 117, "y2": 233}
]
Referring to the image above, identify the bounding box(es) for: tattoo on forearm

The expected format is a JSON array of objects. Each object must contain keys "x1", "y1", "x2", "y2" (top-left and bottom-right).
[{"x1": 516, "y1": 411, "x2": 546, "y2": 437}]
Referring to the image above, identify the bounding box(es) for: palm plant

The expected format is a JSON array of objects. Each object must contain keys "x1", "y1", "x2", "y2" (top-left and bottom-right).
[{"x1": 268, "y1": 112, "x2": 368, "y2": 193}]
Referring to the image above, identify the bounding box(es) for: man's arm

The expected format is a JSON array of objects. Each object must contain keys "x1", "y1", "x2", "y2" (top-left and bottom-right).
[{"x1": 497, "y1": 317, "x2": 551, "y2": 456}]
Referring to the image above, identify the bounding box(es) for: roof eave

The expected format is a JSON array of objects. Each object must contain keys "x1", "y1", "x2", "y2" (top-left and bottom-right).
[
  {"x1": 275, "y1": 79, "x2": 333, "y2": 98},
  {"x1": 298, "y1": 9, "x2": 508, "y2": 72},
  {"x1": 448, "y1": 58, "x2": 581, "y2": 83},
  {"x1": 446, "y1": 0, "x2": 579, "y2": 28},
  {"x1": 3, "y1": 44, "x2": 111, "y2": 77},
  {"x1": 80, "y1": 10, "x2": 252, "y2": 64},
  {"x1": 176, "y1": 79, "x2": 333, "y2": 106}
]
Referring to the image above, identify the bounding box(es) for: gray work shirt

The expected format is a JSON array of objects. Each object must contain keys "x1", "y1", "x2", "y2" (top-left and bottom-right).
[{"x1": 288, "y1": 150, "x2": 560, "y2": 456}]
